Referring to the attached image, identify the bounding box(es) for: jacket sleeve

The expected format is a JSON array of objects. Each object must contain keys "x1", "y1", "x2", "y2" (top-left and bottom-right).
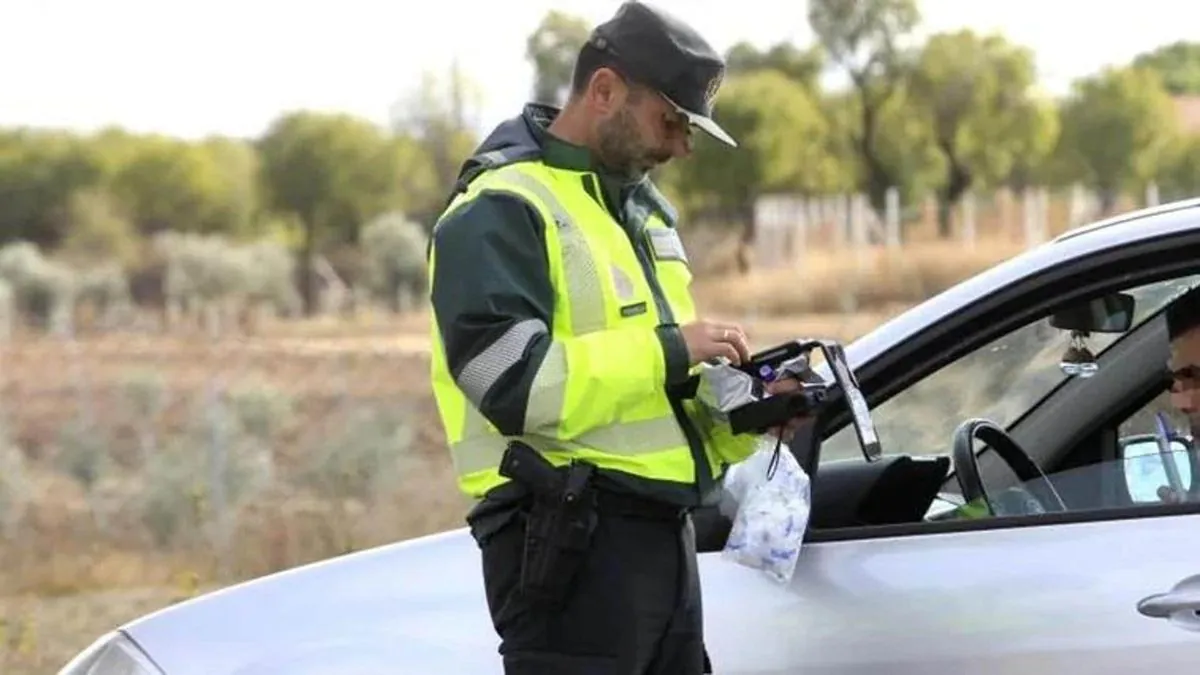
[{"x1": 429, "y1": 192, "x2": 693, "y2": 439}]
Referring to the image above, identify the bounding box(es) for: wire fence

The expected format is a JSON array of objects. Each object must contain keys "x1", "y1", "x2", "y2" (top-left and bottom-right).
[{"x1": 749, "y1": 182, "x2": 1178, "y2": 270}]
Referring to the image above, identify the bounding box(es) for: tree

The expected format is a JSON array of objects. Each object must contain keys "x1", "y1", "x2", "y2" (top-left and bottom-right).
[
  {"x1": 107, "y1": 134, "x2": 239, "y2": 236},
  {"x1": 391, "y1": 133, "x2": 440, "y2": 220},
  {"x1": 672, "y1": 70, "x2": 835, "y2": 273},
  {"x1": 1132, "y1": 41, "x2": 1200, "y2": 96},
  {"x1": 1058, "y1": 66, "x2": 1179, "y2": 214},
  {"x1": 908, "y1": 30, "x2": 1055, "y2": 237},
  {"x1": 725, "y1": 41, "x2": 825, "y2": 91},
  {"x1": 1157, "y1": 133, "x2": 1200, "y2": 202},
  {"x1": 61, "y1": 187, "x2": 139, "y2": 268},
  {"x1": 0, "y1": 128, "x2": 105, "y2": 248},
  {"x1": 199, "y1": 136, "x2": 264, "y2": 238},
  {"x1": 257, "y1": 111, "x2": 402, "y2": 315},
  {"x1": 808, "y1": 0, "x2": 920, "y2": 215},
  {"x1": 526, "y1": 10, "x2": 592, "y2": 106},
  {"x1": 999, "y1": 96, "x2": 1061, "y2": 193},
  {"x1": 390, "y1": 64, "x2": 482, "y2": 228}
]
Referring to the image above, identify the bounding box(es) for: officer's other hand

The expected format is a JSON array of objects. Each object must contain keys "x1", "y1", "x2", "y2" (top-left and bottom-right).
[{"x1": 680, "y1": 320, "x2": 751, "y2": 366}]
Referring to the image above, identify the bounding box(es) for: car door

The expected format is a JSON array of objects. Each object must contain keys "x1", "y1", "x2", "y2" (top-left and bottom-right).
[
  {"x1": 702, "y1": 513, "x2": 1200, "y2": 674},
  {"x1": 698, "y1": 225, "x2": 1200, "y2": 673}
]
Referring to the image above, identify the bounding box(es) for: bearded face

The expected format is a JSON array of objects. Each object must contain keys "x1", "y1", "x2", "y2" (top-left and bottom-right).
[{"x1": 593, "y1": 91, "x2": 675, "y2": 180}]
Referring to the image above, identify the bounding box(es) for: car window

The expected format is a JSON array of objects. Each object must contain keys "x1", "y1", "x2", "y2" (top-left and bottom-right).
[{"x1": 821, "y1": 274, "x2": 1200, "y2": 464}]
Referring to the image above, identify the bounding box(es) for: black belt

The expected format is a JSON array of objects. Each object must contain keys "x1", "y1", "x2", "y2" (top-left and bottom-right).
[
  {"x1": 482, "y1": 474, "x2": 689, "y2": 522},
  {"x1": 592, "y1": 488, "x2": 688, "y2": 521}
]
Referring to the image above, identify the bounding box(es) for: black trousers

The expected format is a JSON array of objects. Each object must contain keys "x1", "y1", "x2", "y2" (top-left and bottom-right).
[{"x1": 474, "y1": 495, "x2": 712, "y2": 675}]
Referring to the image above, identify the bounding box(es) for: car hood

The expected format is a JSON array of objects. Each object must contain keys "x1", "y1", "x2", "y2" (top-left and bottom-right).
[
  {"x1": 121, "y1": 524, "x2": 796, "y2": 675},
  {"x1": 123, "y1": 528, "x2": 507, "y2": 675}
]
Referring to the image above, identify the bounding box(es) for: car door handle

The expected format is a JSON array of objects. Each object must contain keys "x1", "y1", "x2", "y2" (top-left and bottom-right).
[
  {"x1": 1138, "y1": 574, "x2": 1200, "y2": 632},
  {"x1": 1138, "y1": 592, "x2": 1200, "y2": 617}
]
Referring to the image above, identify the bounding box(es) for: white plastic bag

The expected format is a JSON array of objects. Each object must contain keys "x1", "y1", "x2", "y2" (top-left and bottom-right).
[{"x1": 720, "y1": 436, "x2": 812, "y2": 584}]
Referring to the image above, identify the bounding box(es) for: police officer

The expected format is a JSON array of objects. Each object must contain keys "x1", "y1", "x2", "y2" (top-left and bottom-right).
[{"x1": 427, "y1": 2, "x2": 808, "y2": 673}]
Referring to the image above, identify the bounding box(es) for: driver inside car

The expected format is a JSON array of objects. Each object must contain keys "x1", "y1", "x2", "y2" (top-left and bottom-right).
[
  {"x1": 950, "y1": 286, "x2": 1200, "y2": 518},
  {"x1": 1159, "y1": 284, "x2": 1200, "y2": 503}
]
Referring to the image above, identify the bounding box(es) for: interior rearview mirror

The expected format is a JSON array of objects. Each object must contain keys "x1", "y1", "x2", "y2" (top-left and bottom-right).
[
  {"x1": 1120, "y1": 433, "x2": 1194, "y2": 503},
  {"x1": 1050, "y1": 292, "x2": 1135, "y2": 334}
]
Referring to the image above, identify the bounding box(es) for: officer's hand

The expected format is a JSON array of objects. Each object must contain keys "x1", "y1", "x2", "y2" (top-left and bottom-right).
[
  {"x1": 764, "y1": 377, "x2": 813, "y2": 440},
  {"x1": 680, "y1": 320, "x2": 751, "y2": 366}
]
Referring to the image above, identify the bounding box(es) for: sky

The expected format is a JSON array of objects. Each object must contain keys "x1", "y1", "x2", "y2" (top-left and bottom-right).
[{"x1": 1, "y1": 0, "x2": 1195, "y2": 140}]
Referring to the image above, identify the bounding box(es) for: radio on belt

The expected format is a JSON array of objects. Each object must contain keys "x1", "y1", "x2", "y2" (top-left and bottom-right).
[{"x1": 726, "y1": 338, "x2": 882, "y2": 461}]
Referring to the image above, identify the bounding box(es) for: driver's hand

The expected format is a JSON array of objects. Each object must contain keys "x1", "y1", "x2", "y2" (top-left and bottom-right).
[
  {"x1": 764, "y1": 377, "x2": 813, "y2": 440},
  {"x1": 1157, "y1": 485, "x2": 1186, "y2": 504}
]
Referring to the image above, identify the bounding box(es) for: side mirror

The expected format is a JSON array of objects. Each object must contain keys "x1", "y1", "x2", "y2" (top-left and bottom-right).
[
  {"x1": 1120, "y1": 433, "x2": 1194, "y2": 503},
  {"x1": 1051, "y1": 292, "x2": 1136, "y2": 334}
]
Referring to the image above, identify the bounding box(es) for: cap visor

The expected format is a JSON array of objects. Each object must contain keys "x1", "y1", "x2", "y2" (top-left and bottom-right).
[
  {"x1": 688, "y1": 112, "x2": 738, "y2": 148},
  {"x1": 662, "y1": 94, "x2": 737, "y2": 147}
]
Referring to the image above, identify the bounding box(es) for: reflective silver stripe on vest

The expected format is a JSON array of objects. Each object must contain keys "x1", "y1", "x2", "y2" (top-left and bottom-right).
[
  {"x1": 455, "y1": 318, "x2": 548, "y2": 408},
  {"x1": 524, "y1": 338, "x2": 568, "y2": 433},
  {"x1": 490, "y1": 168, "x2": 608, "y2": 336},
  {"x1": 451, "y1": 413, "x2": 689, "y2": 476}
]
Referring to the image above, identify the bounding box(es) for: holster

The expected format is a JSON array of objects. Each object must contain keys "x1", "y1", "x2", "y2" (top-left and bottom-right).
[{"x1": 498, "y1": 441, "x2": 599, "y2": 608}]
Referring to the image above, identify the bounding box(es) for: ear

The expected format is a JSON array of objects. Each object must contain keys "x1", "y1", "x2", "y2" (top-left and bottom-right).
[{"x1": 586, "y1": 67, "x2": 627, "y2": 115}]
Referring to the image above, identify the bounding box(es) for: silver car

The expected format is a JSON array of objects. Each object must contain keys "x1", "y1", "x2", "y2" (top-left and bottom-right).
[{"x1": 61, "y1": 199, "x2": 1200, "y2": 674}]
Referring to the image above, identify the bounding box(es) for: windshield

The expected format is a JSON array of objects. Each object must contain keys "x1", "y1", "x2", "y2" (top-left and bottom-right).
[{"x1": 821, "y1": 274, "x2": 1200, "y2": 463}]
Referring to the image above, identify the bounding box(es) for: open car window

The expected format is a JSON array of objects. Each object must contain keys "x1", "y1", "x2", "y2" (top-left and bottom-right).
[{"x1": 820, "y1": 273, "x2": 1200, "y2": 466}]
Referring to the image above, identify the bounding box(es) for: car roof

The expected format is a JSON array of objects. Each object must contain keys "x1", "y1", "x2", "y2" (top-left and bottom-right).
[{"x1": 836, "y1": 197, "x2": 1200, "y2": 372}]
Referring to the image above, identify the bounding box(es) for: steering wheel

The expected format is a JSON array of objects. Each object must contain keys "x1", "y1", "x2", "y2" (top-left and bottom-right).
[{"x1": 951, "y1": 418, "x2": 1068, "y2": 516}]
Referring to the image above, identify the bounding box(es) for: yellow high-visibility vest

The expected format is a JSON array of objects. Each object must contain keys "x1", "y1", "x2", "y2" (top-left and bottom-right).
[{"x1": 428, "y1": 159, "x2": 757, "y2": 504}]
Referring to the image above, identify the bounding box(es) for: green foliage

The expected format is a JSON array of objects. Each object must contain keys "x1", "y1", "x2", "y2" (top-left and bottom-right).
[
  {"x1": 908, "y1": 30, "x2": 1057, "y2": 233},
  {"x1": 360, "y1": 213, "x2": 428, "y2": 313},
  {"x1": 0, "y1": 241, "x2": 76, "y2": 329},
  {"x1": 1058, "y1": 65, "x2": 1180, "y2": 211},
  {"x1": 156, "y1": 231, "x2": 301, "y2": 315},
  {"x1": 296, "y1": 406, "x2": 414, "y2": 503},
  {"x1": 0, "y1": 128, "x2": 105, "y2": 248},
  {"x1": 390, "y1": 65, "x2": 483, "y2": 226},
  {"x1": 675, "y1": 70, "x2": 838, "y2": 219},
  {"x1": 807, "y1": 0, "x2": 920, "y2": 87},
  {"x1": 55, "y1": 421, "x2": 110, "y2": 494},
  {"x1": 808, "y1": 0, "x2": 922, "y2": 215},
  {"x1": 526, "y1": 10, "x2": 592, "y2": 106},
  {"x1": 61, "y1": 188, "x2": 140, "y2": 268},
  {"x1": 1157, "y1": 133, "x2": 1200, "y2": 201},
  {"x1": 226, "y1": 379, "x2": 294, "y2": 441},
  {"x1": 1132, "y1": 41, "x2": 1200, "y2": 96},
  {"x1": 257, "y1": 111, "x2": 402, "y2": 248},
  {"x1": 725, "y1": 41, "x2": 825, "y2": 91},
  {"x1": 107, "y1": 134, "x2": 240, "y2": 235},
  {"x1": 833, "y1": 86, "x2": 944, "y2": 210}
]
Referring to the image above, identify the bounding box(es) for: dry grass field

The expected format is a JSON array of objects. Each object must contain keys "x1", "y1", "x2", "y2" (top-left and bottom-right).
[{"x1": 0, "y1": 236, "x2": 1028, "y2": 673}]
